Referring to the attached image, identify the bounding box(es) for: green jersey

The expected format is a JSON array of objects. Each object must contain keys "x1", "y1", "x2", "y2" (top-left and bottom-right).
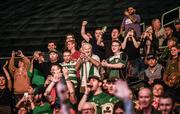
[
  {"x1": 80, "y1": 54, "x2": 100, "y2": 87},
  {"x1": 107, "y1": 52, "x2": 128, "y2": 79},
  {"x1": 32, "y1": 102, "x2": 52, "y2": 114},
  {"x1": 88, "y1": 92, "x2": 119, "y2": 114},
  {"x1": 28, "y1": 68, "x2": 45, "y2": 86},
  {"x1": 60, "y1": 61, "x2": 78, "y2": 88}
]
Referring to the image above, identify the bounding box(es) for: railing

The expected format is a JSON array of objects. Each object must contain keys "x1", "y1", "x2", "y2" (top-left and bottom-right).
[
  {"x1": 161, "y1": 6, "x2": 180, "y2": 27},
  {"x1": 0, "y1": 56, "x2": 33, "y2": 60}
]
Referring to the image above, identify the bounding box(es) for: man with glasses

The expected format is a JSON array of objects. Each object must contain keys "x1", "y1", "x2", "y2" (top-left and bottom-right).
[{"x1": 101, "y1": 40, "x2": 128, "y2": 79}]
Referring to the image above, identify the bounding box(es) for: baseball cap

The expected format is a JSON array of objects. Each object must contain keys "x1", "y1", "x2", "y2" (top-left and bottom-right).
[
  {"x1": 88, "y1": 75, "x2": 102, "y2": 82},
  {"x1": 147, "y1": 53, "x2": 156, "y2": 60},
  {"x1": 48, "y1": 49, "x2": 58, "y2": 54},
  {"x1": 107, "y1": 77, "x2": 118, "y2": 83}
]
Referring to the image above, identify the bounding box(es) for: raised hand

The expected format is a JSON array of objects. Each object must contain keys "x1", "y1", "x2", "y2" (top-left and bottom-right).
[
  {"x1": 33, "y1": 51, "x2": 40, "y2": 60},
  {"x1": 52, "y1": 75, "x2": 60, "y2": 83},
  {"x1": 124, "y1": 10, "x2": 129, "y2": 16},
  {"x1": 11, "y1": 51, "x2": 15, "y2": 57},
  {"x1": 82, "y1": 21, "x2": 88, "y2": 26},
  {"x1": 85, "y1": 83, "x2": 91, "y2": 95},
  {"x1": 17, "y1": 50, "x2": 24, "y2": 57},
  {"x1": 114, "y1": 79, "x2": 131, "y2": 99},
  {"x1": 80, "y1": 52, "x2": 86, "y2": 60}
]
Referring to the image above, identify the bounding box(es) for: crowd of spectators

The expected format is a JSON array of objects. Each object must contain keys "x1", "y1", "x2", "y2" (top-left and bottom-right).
[{"x1": 0, "y1": 6, "x2": 179, "y2": 114}]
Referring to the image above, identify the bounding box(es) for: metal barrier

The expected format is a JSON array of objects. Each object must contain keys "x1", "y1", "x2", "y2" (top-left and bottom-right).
[
  {"x1": 161, "y1": 6, "x2": 180, "y2": 27},
  {"x1": 0, "y1": 56, "x2": 33, "y2": 60}
]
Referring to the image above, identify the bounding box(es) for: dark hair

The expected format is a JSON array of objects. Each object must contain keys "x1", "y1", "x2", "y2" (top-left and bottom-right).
[
  {"x1": 113, "y1": 101, "x2": 125, "y2": 114},
  {"x1": 51, "y1": 63, "x2": 62, "y2": 70},
  {"x1": 112, "y1": 40, "x2": 122, "y2": 45},
  {"x1": 95, "y1": 27, "x2": 102, "y2": 31},
  {"x1": 124, "y1": 28, "x2": 137, "y2": 38},
  {"x1": 0, "y1": 75, "x2": 8, "y2": 88},
  {"x1": 48, "y1": 40, "x2": 57, "y2": 46},
  {"x1": 160, "y1": 95, "x2": 175, "y2": 106},
  {"x1": 152, "y1": 18, "x2": 160, "y2": 24}
]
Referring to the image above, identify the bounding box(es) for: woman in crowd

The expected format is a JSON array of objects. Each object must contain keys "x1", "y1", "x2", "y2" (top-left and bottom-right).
[
  {"x1": 8, "y1": 50, "x2": 30, "y2": 101},
  {"x1": 0, "y1": 60, "x2": 12, "y2": 114}
]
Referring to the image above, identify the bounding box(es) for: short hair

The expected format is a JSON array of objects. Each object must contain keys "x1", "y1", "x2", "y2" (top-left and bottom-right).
[
  {"x1": 139, "y1": 87, "x2": 153, "y2": 98},
  {"x1": 160, "y1": 95, "x2": 175, "y2": 106},
  {"x1": 164, "y1": 26, "x2": 173, "y2": 29},
  {"x1": 51, "y1": 64, "x2": 62, "y2": 70},
  {"x1": 82, "y1": 42, "x2": 92, "y2": 49},
  {"x1": 63, "y1": 50, "x2": 71, "y2": 54},
  {"x1": 48, "y1": 40, "x2": 57, "y2": 46},
  {"x1": 95, "y1": 27, "x2": 102, "y2": 31},
  {"x1": 66, "y1": 33, "x2": 74, "y2": 38},
  {"x1": 112, "y1": 40, "x2": 121, "y2": 45},
  {"x1": 66, "y1": 33, "x2": 75, "y2": 39},
  {"x1": 152, "y1": 18, "x2": 160, "y2": 23},
  {"x1": 66, "y1": 39, "x2": 77, "y2": 47}
]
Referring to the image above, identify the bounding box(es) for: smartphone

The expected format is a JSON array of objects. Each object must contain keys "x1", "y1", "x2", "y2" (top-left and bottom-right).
[{"x1": 24, "y1": 92, "x2": 29, "y2": 98}]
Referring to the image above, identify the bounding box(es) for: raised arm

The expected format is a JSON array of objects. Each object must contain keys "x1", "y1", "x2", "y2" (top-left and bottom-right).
[
  {"x1": 131, "y1": 36, "x2": 140, "y2": 48},
  {"x1": 15, "y1": 96, "x2": 26, "y2": 108},
  {"x1": 18, "y1": 50, "x2": 30, "y2": 71},
  {"x1": 124, "y1": 10, "x2": 140, "y2": 23},
  {"x1": 8, "y1": 51, "x2": 16, "y2": 75},
  {"x1": 75, "y1": 52, "x2": 84, "y2": 70},
  {"x1": 62, "y1": 67, "x2": 77, "y2": 104},
  {"x1": 121, "y1": 35, "x2": 128, "y2": 49},
  {"x1": 81, "y1": 21, "x2": 90, "y2": 42},
  {"x1": 28, "y1": 58, "x2": 34, "y2": 78},
  {"x1": 44, "y1": 76, "x2": 57, "y2": 96},
  {"x1": 78, "y1": 86, "x2": 91, "y2": 111},
  {"x1": 3, "y1": 60, "x2": 12, "y2": 91}
]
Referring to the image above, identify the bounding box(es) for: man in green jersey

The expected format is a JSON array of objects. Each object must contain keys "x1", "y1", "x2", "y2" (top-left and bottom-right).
[
  {"x1": 78, "y1": 75, "x2": 119, "y2": 114},
  {"x1": 60, "y1": 50, "x2": 78, "y2": 88},
  {"x1": 101, "y1": 40, "x2": 128, "y2": 79}
]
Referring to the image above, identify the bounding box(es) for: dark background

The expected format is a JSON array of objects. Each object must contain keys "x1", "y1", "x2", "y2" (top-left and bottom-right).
[{"x1": 0, "y1": 0, "x2": 179, "y2": 57}]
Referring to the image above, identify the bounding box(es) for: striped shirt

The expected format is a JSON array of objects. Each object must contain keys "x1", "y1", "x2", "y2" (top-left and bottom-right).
[
  {"x1": 80, "y1": 54, "x2": 100, "y2": 87},
  {"x1": 60, "y1": 61, "x2": 78, "y2": 88}
]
